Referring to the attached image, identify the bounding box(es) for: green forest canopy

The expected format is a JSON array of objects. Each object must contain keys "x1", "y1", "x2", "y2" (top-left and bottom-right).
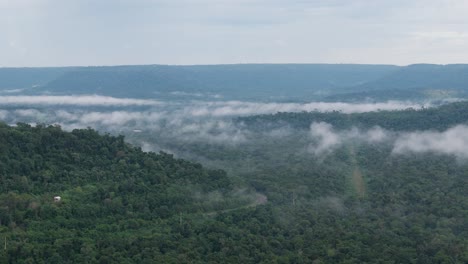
[{"x1": 0, "y1": 100, "x2": 467, "y2": 263}]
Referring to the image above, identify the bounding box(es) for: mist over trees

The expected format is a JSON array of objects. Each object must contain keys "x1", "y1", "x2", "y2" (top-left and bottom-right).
[
  {"x1": 1, "y1": 100, "x2": 467, "y2": 263},
  {"x1": 3, "y1": 0, "x2": 468, "y2": 260},
  {"x1": 0, "y1": 64, "x2": 467, "y2": 263}
]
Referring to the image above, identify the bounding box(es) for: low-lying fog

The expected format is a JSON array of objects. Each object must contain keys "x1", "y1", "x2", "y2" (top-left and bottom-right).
[{"x1": 1, "y1": 95, "x2": 467, "y2": 160}]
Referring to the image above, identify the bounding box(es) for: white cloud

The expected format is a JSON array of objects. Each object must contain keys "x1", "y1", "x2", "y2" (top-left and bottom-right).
[
  {"x1": 0, "y1": 95, "x2": 160, "y2": 106},
  {"x1": 183, "y1": 100, "x2": 428, "y2": 117},
  {"x1": 169, "y1": 91, "x2": 222, "y2": 99},
  {"x1": 55, "y1": 109, "x2": 80, "y2": 120},
  {"x1": 8, "y1": 108, "x2": 248, "y2": 145},
  {"x1": 1, "y1": 96, "x2": 425, "y2": 115},
  {"x1": 4, "y1": 98, "x2": 468, "y2": 156},
  {"x1": 393, "y1": 125, "x2": 468, "y2": 159},
  {"x1": 265, "y1": 127, "x2": 293, "y2": 138},
  {"x1": 0, "y1": 110, "x2": 8, "y2": 120},
  {"x1": 79, "y1": 111, "x2": 161, "y2": 126},
  {"x1": 412, "y1": 31, "x2": 468, "y2": 40},
  {"x1": 2, "y1": 0, "x2": 468, "y2": 66},
  {"x1": 366, "y1": 126, "x2": 388, "y2": 143},
  {"x1": 14, "y1": 109, "x2": 42, "y2": 117},
  {"x1": 309, "y1": 122, "x2": 341, "y2": 155},
  {"x1": 308, "y1": 123, "x2": 391, "y2": 156},
  {"x1": 306, "y1": 122, "x2": 468, "y2": 160}
]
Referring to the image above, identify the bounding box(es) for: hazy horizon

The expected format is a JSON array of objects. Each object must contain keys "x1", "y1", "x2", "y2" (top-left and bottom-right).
[{"x1": 1, "y1": 62, "x2": 467, "y2": 69}]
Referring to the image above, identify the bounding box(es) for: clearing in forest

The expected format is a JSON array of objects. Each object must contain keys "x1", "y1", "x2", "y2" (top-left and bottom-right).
[{"x1": 348, "y1": 146, "x2": 366, "y2": 198}]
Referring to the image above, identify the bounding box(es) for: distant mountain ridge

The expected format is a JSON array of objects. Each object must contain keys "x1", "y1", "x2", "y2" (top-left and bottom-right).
[
  {"x1": 353, "y1": 64, "x2": 468, "y2": 91},
  {"x1": 327, "y1": 64, "x2": 468, "y2": 101},
  {"x1": 0, "y1": 67, "x2": 77, "y2": 92},
  {"x1": 1, "y1": 63, "x2": 468, "y2": 101},
  {"x1": 0, "y1": 64, "x2": 398, "y2": 100}
]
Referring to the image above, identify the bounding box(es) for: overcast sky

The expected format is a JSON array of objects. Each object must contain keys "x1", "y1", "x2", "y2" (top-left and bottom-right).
[{"x1": 1, "y1": 0, "x2": 468, "y2": 67}]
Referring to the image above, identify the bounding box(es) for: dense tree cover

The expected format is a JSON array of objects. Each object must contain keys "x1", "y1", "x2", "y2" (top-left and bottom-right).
[
  {"x1": 0, "y1": 123, "x2": 252, "y2": 263},
  {"x1": 128, "y1": 137, "x2": 468, "y2": 263},
  {"x1": 126, "y1": 103, "x2": 468, "y2": 263},
  {"x1": 238, "y1": 100, "x2": 468, "y2": 131},
  {"x1": 1, "y1": 100, "x2": 468, "y2": 263}
]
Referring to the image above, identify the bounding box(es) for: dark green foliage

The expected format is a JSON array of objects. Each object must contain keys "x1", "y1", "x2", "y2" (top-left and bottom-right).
[
  {"x1": 163, "y1": 143, "x2": 468, "y2": 264},
  {"x1": 1, "y1": 100, "x2": 468, "y2": 263},
  {"x1": 0, "y1": 123, "x2": 245, "y2": 263},
  {"x1": 125, "y1": 102, "x2": 466, "y2": 263}
]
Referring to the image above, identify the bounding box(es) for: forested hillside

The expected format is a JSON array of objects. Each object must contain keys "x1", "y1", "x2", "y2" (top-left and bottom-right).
[
  {"x1": 4, "y1": 0, "x2": 468, "y2": 263},
  {"x1": 0, "y1": 123, "x2": 249, "y2": 263},
  {"x1": 1, "y1": 102, "x2": 467, "y2": 263},
  {"x1": 128, "y1": 102, "x2": 467, "y2": 263}
]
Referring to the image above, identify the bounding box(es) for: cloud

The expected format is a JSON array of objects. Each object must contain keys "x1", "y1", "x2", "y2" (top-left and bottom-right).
[
  {"x1": 306, "y1": 122, "x2": 468, "y2": 160},
  {"x1": 0, "y1": 95, "x2": 428, "y2": 116},
  {"x1": 2, "y1": 0, "x2": 468, "y2": 66},
  {"x1": 55, "y1": 109, "x2": 81, "y2": 120},
  {"x1": 14, "y1": 109, "x2": 42, "y2": 117},
  {"x1": 309, "y1": 122, "x2": 341, "y2": 155},
  {"x1": 0, "y1": 97, "x2": 434, "y2": 149},
  {"x1": 265, "y1": 126, "x2": 294, "y2": 138},
  {"x1": 412, "y1": 31, "x2": 468, "y2": 41},
  {"x1": 345, "y1": 126, "x2": 390, "y2": 144},
  {"x1": 164, "y1": 119, "x2": 248, "y2": 144},
  {"x1": 6, "y1": 108, "x2": 248, "y2": 145},
  {"x1": 3, "y1": 99, "x2": 464, "y2": 154},
  {"x1": 137, "y1": 141, "x2": 175, "y2": 154},
  {"x1": 0, "y1": 110, "x2": 8, "y2": 120},
  {"x1": 393, "y1": 125, "x2": 468, "y2": 159},
  {"x1": 19, "y1": 98, "x2": 419, "y2": 145},
  {"x1": 0, "y1": 88, "x2": 25, "y2": 94},
  {"x1": 365, "y1": 126, "x2": 388, "y2": 142},
  {"x1": 79, "y1": 111, "x2": 163, "y2": 126},
  {"x1": 0, "y1": 95, "x2": 160, "y2": 106},
  {"x1": 169, "y1": 91, "x2": 222, "y2": 99},
  {"x1": 308, "y1": 122, "x2": 391, "y2": 155},
  {"x1": 306, "y1": 122, "x2": 468, "y2": 161},
  {"x1": 183, "y1": 100, "x2": 428, "y2": 117}
]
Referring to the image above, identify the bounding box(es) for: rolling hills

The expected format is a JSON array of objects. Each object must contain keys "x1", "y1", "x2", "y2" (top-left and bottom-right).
[{"x1": 2, "y1": 63, "x2": 468, "y2": 101}]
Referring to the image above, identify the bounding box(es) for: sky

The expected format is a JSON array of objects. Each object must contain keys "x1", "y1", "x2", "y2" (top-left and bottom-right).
[{"x1": 1, "y1": 0, "x2": 468, "y2": 67}]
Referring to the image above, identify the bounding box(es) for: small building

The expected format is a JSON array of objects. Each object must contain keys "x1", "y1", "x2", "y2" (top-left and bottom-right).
[{"x1": 54, "y1": 196, "x2": 61, "y2": 202}]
